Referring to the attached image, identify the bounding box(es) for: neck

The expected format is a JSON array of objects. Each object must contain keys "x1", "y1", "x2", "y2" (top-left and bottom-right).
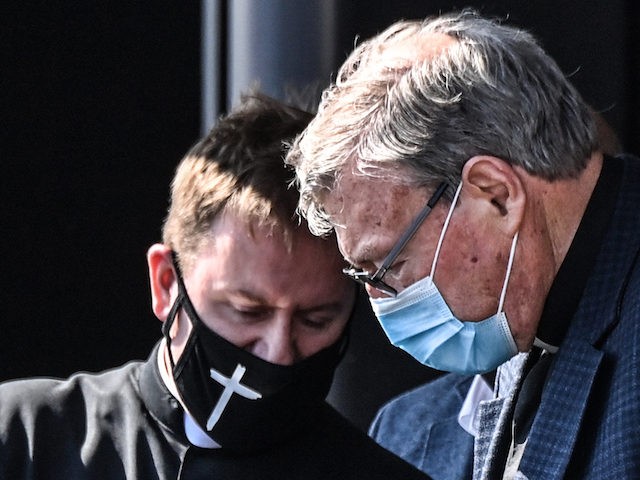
[
  {"x1": 508, "y1": 152, "x2": 603, "y2": 350},
  {"x1": 540, "y1": 152, "x2": 603, "y2": 270}
]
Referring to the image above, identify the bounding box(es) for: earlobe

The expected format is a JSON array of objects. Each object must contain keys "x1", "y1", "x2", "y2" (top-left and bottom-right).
[
  {"x1": 461, "y1": 156, "x2": 526, "y2": 234},
  {"x1": 147, "y1": 244, "x2": 177, "y2": 322}
]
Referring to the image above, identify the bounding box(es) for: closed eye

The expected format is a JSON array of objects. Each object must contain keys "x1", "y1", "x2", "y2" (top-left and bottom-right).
[
  {"x1": 299, "y1": 315, "x2": 334, "y2": 330},
  {"x1": 230, "y1": 305, "x2": 271, "y2": 322}
]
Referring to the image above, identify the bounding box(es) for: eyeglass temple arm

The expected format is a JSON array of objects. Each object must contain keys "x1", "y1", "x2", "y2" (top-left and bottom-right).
[{"x1": 375, "y1": 182, "x2": 449, "y2": 276}]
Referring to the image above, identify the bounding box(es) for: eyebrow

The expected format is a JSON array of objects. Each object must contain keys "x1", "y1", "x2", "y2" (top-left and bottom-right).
[
  {"x1": 229, "y1": 289, "x2": 348, "y2": 314},
  {"x1": 227, "y1": 289, "x2": 269, "y2": 305},
  {"x1": 298, "y1": 302, "x2": 348, "y2": 315}
]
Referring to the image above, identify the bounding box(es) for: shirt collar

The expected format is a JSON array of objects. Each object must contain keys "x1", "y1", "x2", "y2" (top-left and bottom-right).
[
  {"x1": 458, "y1": 374, "x2": 494, "y2": 436},
  {"x1": 156, "y1": 340, "x2": 222, "y2": 449}
]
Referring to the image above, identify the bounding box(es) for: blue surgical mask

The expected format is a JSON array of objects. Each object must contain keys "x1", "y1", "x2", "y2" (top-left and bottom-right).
[{"x1": 369, "y1": 183, "x2": 519, "y2": 374}]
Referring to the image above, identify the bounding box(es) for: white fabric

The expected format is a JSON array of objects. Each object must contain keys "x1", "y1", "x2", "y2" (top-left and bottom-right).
[
  {"x1": 183, "y1": 413, "x2": 221, "y2": 449},
  {"x1": 458, "y1": 374, "x2": 495, "y2": 436},
  {"x1": 532, "y1": 337, "x2": 559, "y2": 354}
]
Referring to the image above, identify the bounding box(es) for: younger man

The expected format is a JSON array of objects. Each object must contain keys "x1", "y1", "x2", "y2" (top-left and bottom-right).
[{"x1": 0, "y1": 93, "x2": 429, "y2": 479}]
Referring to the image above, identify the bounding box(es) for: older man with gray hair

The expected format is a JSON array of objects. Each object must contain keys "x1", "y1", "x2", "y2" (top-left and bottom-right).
[{"x1": 287, "y1": 9, "x2": 640, "y2": 480}]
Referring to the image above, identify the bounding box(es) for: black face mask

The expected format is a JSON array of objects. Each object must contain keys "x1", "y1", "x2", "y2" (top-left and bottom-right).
[{"x1": 162, "y1": 264, "x2": 348, "y2": 453}]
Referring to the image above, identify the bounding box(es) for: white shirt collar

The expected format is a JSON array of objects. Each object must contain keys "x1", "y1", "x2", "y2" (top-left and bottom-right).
[{"x1": 457, "y1": 374, "x2": 494, "y2": 437}]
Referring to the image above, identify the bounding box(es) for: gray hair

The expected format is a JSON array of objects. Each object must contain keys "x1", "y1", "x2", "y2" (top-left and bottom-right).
[{"x1": 286, "y1": 9, "x2": 598, "y2": 235}]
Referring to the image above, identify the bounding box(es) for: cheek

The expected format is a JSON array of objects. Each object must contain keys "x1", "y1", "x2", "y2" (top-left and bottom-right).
[
  {"x1": 296, "y1": 308, "x2": 351, "y2": 357},
  {"x1": 195, "y1": 305, "x2": 257, "y2": 348},
  {"x1": 295, "y1": 328, "x2": 343, "y2": 358},
  {"x1": 434, "y1": 226, "x2": 505, "y2": 320}
]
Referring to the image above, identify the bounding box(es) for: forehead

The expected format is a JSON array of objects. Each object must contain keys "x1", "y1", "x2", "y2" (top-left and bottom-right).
[
  {"x1": 325, "y1": 171, "x2": 428, "y2": 263},
  {"x1": 328, "y1": 167, "x2": 424, "y2": 219},
  {"x1": 190, "y1": 210, "x2": 350, "y2": 300},
  {"x1": 210, "y1": 210, "x2": 340, "y2": 259}
]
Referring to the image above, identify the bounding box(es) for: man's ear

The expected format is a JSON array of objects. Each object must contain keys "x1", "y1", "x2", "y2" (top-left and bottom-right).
[
  {"x1": 147, "y1": 244, "x2": 177, "y2": 323},
  {"x1": 461, "y1": 156, "x2": 526, "y2": 235}
]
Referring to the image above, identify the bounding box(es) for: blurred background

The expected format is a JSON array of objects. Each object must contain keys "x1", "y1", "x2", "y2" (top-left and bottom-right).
[{"x1": 2, "y1": 0, "x2": 639, "y2": 431}]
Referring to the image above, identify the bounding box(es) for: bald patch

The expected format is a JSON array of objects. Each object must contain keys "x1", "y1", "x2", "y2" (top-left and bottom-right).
[{"x1": 376, "y1": 32, "x2": 457, "y2": 69}]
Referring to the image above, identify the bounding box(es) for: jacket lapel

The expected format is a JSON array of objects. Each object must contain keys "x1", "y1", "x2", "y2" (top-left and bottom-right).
[
  {"x1": 473, "y1": 396, "x2": 505, "y2": 479},
  {"x1": 519, "y1": 339, "x2": 602, "y2": 478},
  {"x1": 474, "y1": 353, "x2": 529, "y2": 480}
]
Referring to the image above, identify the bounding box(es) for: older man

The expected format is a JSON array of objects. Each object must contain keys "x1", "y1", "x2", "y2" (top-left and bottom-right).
[{"x1": 287, "y1": 10, "x2": 640, "y2": 480}]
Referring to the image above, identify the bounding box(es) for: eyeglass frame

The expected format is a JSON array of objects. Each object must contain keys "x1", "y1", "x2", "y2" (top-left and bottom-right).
[{"x1": 342, "y1": 182, "x2": 449, "y2": 297}]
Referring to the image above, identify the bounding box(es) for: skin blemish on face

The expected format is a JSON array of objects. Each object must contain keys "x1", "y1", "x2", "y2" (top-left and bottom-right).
[{"x1": 471, "y1": 256, "x2": 478, "y2": 263}]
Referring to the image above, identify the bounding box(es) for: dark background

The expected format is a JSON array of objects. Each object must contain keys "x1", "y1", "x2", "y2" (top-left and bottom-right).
[{"x1": 3, "y1": 1, "x2": 639, "y2": 431}]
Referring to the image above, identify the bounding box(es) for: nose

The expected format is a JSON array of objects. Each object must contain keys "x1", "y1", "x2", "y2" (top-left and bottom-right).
[{"x1": 250, "y1": 318, "x2": 298, "y2": 365}]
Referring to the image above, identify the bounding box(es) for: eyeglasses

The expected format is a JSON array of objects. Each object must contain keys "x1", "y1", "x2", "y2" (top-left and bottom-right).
[{"x1": 342, "y1": 182, "x2": 448, "y2": 297}]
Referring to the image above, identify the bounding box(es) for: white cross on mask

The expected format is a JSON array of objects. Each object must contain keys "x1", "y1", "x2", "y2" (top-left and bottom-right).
[{"x1": 206, "y1": 364, "x2": 263, "y2": 430}]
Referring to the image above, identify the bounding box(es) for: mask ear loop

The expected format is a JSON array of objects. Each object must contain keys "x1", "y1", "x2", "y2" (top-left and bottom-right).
[
  {"x1": 496, "y1": 232, "x2": 518, "y2": 314},
  {"x1": 162, "y1": 294, "x2": 183, "y2": 372},
  {"x1": 162, "y1": 250, "x2": 188, "y2": 372},
  {"x1": 430, "y1": 182, "x2": 463, "y2": 279}
]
